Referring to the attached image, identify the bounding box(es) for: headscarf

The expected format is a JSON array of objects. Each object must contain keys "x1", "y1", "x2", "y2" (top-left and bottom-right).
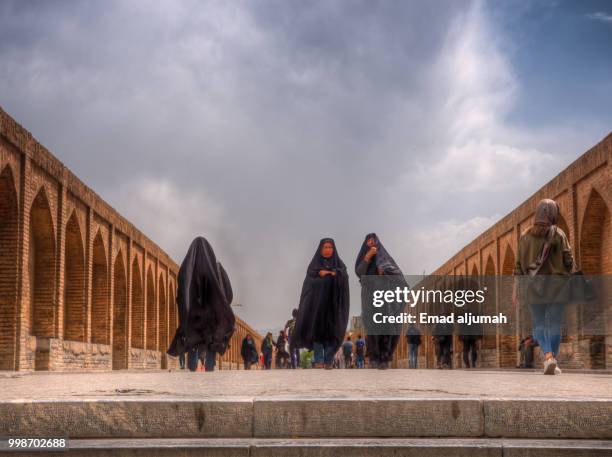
[
  {"x1": 167, "y1": 236, "x2": 235, "y2": 357},
  {"x1": 355, "y1": 233, "x2": 403, "y2": 278},
  {"x1": 307, "y1": 237, "x2": 346, "y2": 275},
  {"x1": 534, "y1": 199, "x2": 559, "y2": 226}
]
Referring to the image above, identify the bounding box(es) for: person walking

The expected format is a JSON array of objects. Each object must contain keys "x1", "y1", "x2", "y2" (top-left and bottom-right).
[
  {"x1": 294, "y1": 238, "x2": 350, "y2": 370},
  {"x1": 432, "y1": 320, "x2": 453, "y2": 369},
  {"x1": 241, "y1": 334, "x2": 258, "y2": 370},
  {"x1": 261, "y1": 332, "x2": 274, "y2": 370},
  {"x1": 355, "y1": 335, "x2": 366, "y2": 368},
  {"x1": 406, "y1": 324, "x2": 421, "y2": 369},
  {"x1": 458, "y1": 314, "x2": 481, "y2": 369},
  {"x1": 513, "y1": 199, "x2": 573, "y2": 375},
  {"x1": 518, "y1": 335, "x2": 539, "y2": 368},
  {"x1": 167, "y1": 237, "x2": 235, "y2": 373},
  {"x1": 275, "y1": 330, "x2": 291, "y2": 368},
  {"x1": 285, "y1": 309, "x2": 300, "y2": 369},
  {"x1": 355, "y1": 233, "x2": 406, "y2": 370},
  {"x1": 460, "y1": 334, "x2": 480, "y2": 368},
  {"x1": 342, "y1": 336, "x2": 354, "y2": 368}
]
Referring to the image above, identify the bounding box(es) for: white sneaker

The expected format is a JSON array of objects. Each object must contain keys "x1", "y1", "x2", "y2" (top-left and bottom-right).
[
  {"x1": 543, "y1": 358, "x2": 557, "y2": 375},
  {"x1": 555, "y1": 366, "x2": 562, "y2": 375}
]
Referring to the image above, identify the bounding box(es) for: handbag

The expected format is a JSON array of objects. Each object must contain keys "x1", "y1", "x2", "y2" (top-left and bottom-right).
[{"x1": 570, "y1": 270, "x2": 596, "y2": 303}]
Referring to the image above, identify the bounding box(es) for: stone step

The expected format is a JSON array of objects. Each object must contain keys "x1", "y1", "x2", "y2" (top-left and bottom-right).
[
  {"x1": 1, "y1": 397, "x2": 611, "y2": 440},
  {"x1": 2, "y1": 438, "x2": 612, "y2": 457}
]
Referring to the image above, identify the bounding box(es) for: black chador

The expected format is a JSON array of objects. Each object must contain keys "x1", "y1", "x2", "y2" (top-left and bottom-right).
[
  {"x1": 355, "y1": 232, "x2": 405, "y2": 369},
  {"x1": 167, "y1": 237, "x2": 235, "y2": 358},
  {"x1": 294, "y1": 238, "x2": 350, "y2": 352}
]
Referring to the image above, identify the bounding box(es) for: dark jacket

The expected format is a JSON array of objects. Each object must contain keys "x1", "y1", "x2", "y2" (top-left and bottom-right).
[
  {"x1": 515, "y1": 226, "x2": 573, "y2": 305},
  {"x1": 241, "y1": 337, "x2": 258, "y2": 363}
]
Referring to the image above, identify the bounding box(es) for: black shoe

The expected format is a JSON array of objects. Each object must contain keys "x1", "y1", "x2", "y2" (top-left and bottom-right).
[{"x1": 378, "y1": 361, "x2": 389, "y2": 370}]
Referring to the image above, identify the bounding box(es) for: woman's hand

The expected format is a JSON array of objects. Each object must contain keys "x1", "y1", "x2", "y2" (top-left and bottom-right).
[
  {"x1": 364, "y1": 246, "x2": 378, "y2": 261},
  {"x1": 319, "y1": 269, "x2": 337, "y2": 277}
]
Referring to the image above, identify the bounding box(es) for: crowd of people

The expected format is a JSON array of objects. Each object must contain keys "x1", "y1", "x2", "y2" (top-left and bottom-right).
[{"x1": 168, "y1": 199, "x2": 575, "y2": 375}]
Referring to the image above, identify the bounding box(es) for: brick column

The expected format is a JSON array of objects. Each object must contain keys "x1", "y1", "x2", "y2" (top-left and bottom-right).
[
  {"x1": 15, "y1": 154, "x2": 29, "y2": 370},
  {"x1": 126, "y1": 239, "x2": 133, "y2": 368},
  {"x1": 55, "y1": 182, "x2": 66, "y2": 340},
  {"x1": 84, "y1": 207, "x2": 93, "y2": 343}
]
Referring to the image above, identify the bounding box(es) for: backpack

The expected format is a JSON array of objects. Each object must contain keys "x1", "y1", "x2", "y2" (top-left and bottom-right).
[{"x1": 355, "y1": 339, "x2": 365, "y2": 356}]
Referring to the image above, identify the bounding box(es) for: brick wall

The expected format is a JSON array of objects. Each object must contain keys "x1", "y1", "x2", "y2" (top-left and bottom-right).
[
  {"x1": 393, "y1": 132, "x2": 612, "y2": 369},
  {"x1": 0, "y1": 106, "x2": 260, "y2": 371}
]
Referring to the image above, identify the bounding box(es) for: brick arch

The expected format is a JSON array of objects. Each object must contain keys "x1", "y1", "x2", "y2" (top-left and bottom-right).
[
  {"x1": 0, "y1": 165, "x2": 19, "y2": 369},
  {"x1": 500, "y1": 245, "x2": 517, "y2": 368},
  {"x1": 579, "y1": 188, "x2": 610, "y2": 368},
  {"x1": 482, "y1": 255, "x2": 496, "y2": 351},
  {"x1": 168, "y1": 281, "x2": 177, "y2": 342},
  {"x1": 470, "y1": 264, "x2": 479, "y2": 277},
  {"x1": 557, "y1": 213, "x2": 571, "y2": 245},
  {"x1": 29, "y1": 187, "x2": 56, "y2": 341},
  {"x1": 63, "y1": 212, "x2": 86, "y2": 342},
  {"x1": 580, "y1": 188, "x2": 611, "y2": 275},
  {"x1": 145, "y1": 267, "x2": 156, "y2": 350},
  {"x1": 91, "y1": 230, "x2": 109, "y2": 344},
  {"x1": 158, "y1": 274, "x2": 167, "y2": 352},
  {"x1": 112, "y1": 250, "x2": 128, "y2": 369},
  {"x1": 131, "y1": 258, "x2": 144, "y2": 349}
]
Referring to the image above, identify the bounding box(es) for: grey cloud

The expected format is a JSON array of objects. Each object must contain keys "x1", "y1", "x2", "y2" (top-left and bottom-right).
[{"x1": 0, "y1": 0, "x2": 604, "y2": 329}]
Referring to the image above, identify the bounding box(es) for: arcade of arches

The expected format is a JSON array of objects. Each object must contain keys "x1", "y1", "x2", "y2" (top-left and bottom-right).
[
  {"x1": 390, "y1": 132, "x2": 612, "y2": 369},
  {"x1": 0, "y1": 106, "x2": 260, "y2": 371},
  {"x1": 0, "y1": 106, "x2": 609, "y2": 372}
]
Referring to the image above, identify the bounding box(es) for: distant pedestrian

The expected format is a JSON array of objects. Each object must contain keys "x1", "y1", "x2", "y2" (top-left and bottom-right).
[
  {"x1": 285, "y1": 309, "x2": 300, "y2": 369},
  {"x1": 342, "y1": 336, "x2": 354, "y2": 368},
  {"x1": 458, "y1": 316, "x2": 482, "y2": 369},
  {"x1": 241, "y1": 334, "x2": 258, "y2": 370},
  {"x1": 406, "y1": 324, "x2": 421, "y2": 369},
  {"x1": 518, "y1": 335, "x2": 539, "y2": 368},
  {"x1": 432, "y1": 320, "x2": 453, "y2": 369},
  {"x1": 261, "y1": 332, "x2": 274, "y2": 370},
  {"x1": 275, "y1": 330, "x2": 290, "y2": 368},
  {"x1": 460, "y1": 335, "x2": 480, "y2": 368},
  {"x1": 355, "y1": 335, "x2": 366, "y2": 368},
  {"x1": 513, "y1": 198, "x2": 573, "y2": 375}
]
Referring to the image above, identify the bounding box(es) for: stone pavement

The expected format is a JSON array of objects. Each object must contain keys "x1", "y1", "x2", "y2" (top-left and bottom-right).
[{"x1": 1, "y1": 368, "x2": 610, "y2": 401}]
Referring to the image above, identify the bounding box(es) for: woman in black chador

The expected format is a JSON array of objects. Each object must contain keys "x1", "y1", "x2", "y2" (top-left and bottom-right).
[
  {"x1": 355, "y1": 233, "x2": 405, "y2": 369},
  {"x1": 167, "y1": 237, "x2": 235, "y2": 372},
  {"x1": 294, "y1": 238, "x2": 350, "y2": 369}
]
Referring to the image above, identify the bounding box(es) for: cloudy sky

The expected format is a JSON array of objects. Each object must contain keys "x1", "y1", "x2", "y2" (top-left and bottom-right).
[{"x1": 1, "y1": 0, "x2": 611, "y2": 331}]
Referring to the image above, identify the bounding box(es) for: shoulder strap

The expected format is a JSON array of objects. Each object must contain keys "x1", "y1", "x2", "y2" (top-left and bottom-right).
[{"x1": 527, "y1": 225, "x2": 556, "y2": 277}]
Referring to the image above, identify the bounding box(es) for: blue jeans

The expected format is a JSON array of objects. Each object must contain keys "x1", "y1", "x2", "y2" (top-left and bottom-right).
[
  {"x1": 409, "y1": 344, "x2": 419, "y2": 368},
  {"x1": 187, "y1": 348, "x2": 217, "y2": 371},
  {"x1": 187, "y1": 347, "x2": 199, "y2": 371},
  {"x1": 355, "y1": 354, "x2": 365, "y2": 368},
  {"x1": 204, "y1": 350, "x2": 217, "y2": 371},
  {"x1": 313, "y1": 342, "x2": 336, "y2": 366},
  {"x1": 263, "y1": 351, "x2": 272, "y2": 369},
  {"x1": 529, "y1": 303, "x2": 565, "y2": 357}
]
